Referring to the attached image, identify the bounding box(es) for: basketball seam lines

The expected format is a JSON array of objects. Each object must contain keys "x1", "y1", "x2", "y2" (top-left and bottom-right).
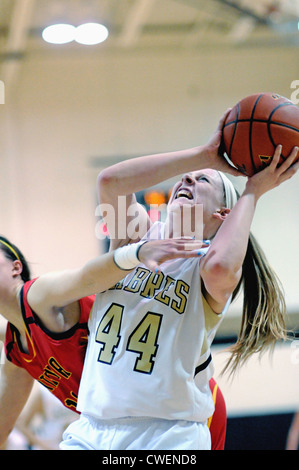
[
  {"x1": 267, "y1": 102, "x2": 296, "y2": 160},
  {"x1": 224, "y1": 118, "x2": 299, "y2": 162},
  {"x1": 249, "y1": 94, "x2": 264, "y2": 172},
  {"x1": 224, "y1": 118, "x2": 299, "y2": 133},
  {"x1": 228, "y1": 103, "x2": 239, "y2": 157},
  {"x1": 223, "y1": 97, "x2": 298, "y2": 173}
]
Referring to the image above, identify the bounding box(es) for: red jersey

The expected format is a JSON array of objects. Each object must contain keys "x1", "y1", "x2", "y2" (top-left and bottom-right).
[
  {"x1": 4, "y1": 279, "x2": 95, "y2": 413},
  {"x1": 208, "y1": 377, "x2": 227, "y2": 450}
]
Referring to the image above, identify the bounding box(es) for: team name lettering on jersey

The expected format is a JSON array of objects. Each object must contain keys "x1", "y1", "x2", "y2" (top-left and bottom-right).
[
  {"x1": 109, "y1": 267, "x2": 190, "y2": 315},
  {"x1": 38, "y1": 357, "x2": 72, "y2": 391}
]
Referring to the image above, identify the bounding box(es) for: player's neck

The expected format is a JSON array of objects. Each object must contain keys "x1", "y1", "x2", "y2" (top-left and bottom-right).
[
  {"x1": 0, "y1": 283, "x2": 25, "y2": 333},
  {"x1": 164, "y1": 217, "x2": 217, "y2": 241}
]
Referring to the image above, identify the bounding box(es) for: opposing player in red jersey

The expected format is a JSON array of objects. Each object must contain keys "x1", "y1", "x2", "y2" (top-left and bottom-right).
[
  {"x1": 4, "y1": 279, "x2": 95, "y2": 414},
  {"x1": 0, "y1": 235, "x2": 207, "y2": 448}
]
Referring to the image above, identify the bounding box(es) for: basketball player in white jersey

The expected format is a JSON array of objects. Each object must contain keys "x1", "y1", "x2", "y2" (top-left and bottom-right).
[{"x1": 60, "y1": 111, "x2": 299, "y2": 450}]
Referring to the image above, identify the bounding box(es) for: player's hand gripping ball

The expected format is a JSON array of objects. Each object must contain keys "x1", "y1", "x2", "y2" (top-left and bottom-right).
[{"x1": 222, "y1": 92, "x2": 299, "y2": 176}]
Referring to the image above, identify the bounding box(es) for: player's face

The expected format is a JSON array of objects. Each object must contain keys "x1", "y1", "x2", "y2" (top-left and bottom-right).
[{"x1": 168, "y1": 169, "x2": 225, "y2": 215}]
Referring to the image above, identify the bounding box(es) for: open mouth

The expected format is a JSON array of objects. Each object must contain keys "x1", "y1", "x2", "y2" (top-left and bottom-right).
[{"x1": 175, "y1": 188, "x2": 193, "y2": 200}]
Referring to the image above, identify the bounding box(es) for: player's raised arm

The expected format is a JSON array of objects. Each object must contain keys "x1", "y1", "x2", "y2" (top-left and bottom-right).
[
  {"x1": 200, "y1": 144, "x2": 299, "y2": 313},
  {"x1": 97, "y1": 110, "x2": 241, "y2": 250}
]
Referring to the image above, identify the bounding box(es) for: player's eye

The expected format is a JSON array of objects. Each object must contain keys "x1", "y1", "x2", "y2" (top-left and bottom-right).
[{"x1": 196, "y1": 176, "x2": 209, "y2": 183}]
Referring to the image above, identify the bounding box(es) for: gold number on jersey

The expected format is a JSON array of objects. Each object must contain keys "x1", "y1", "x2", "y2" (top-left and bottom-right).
[
  {"x1": 95, "y1": 303, "x2": 162, "y2": 374},
  {"x1": 127, "y1": 312, "x2": 162, "y2": 374},
  {"x1": 95, "y1": 303, "x2": 123, "y2": 364}
]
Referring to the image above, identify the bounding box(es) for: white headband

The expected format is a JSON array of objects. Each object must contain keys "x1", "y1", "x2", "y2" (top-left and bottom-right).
[{"x1": 217, "y1": 171, "x2": 238, "y2": 210}]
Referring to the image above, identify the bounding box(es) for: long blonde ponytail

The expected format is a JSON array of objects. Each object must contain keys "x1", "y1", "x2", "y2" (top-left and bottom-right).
[
  {"x1": 223, "y1": 232, "x2": 287, "y2": 375},
  {"x1": 217, "y1": 177, "x2": 287, "y2": 375}
]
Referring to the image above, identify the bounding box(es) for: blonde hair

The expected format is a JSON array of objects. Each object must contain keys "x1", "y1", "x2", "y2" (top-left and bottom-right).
[
  {"x1": 218, "y1": 179, "x2": 287, "y2": 375},
  {"x1": 224, "y1": 232, "x2": 286, "y2": 374}
]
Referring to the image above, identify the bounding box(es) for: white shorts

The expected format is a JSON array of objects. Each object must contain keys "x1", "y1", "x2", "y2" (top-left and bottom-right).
[{"x1": 60, "y1": 414, "x2": 211, "y2": 450}]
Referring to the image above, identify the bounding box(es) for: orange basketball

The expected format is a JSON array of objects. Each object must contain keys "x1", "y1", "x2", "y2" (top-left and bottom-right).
[{"x1": 222, "y1": 92, "x2": 299, "y2": 176}]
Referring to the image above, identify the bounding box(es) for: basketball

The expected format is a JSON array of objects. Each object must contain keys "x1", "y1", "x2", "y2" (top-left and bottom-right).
[{"x1": 222, "y1": 92, "x2": 299, "y2": 176}]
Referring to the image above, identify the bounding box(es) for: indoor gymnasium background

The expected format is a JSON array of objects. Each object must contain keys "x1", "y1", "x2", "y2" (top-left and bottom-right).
[{"x1": 0, "y1": 0, "x2": 298, "y2": 450}]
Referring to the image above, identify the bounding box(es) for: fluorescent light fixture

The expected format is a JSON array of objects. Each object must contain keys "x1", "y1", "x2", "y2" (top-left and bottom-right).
[
  {"x1": 75, "y1": 23, "x2": 109, "y2": 45},
  {"x1": 42, "y1": 23, "x2": 76, "y2": 44}
]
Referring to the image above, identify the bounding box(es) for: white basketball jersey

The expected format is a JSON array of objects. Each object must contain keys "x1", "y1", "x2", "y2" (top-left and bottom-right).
[{"x1": 77, "y1": 222, "x2": 230, "y2": 422}]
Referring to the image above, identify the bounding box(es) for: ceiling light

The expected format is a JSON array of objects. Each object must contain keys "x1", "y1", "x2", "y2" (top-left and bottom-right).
[
  {"x1": 42, "y1": 24, "x2": 76, "y2": 44},
  {"x1": 75, "y1": 23, "x2": 109, "y2": 45}
]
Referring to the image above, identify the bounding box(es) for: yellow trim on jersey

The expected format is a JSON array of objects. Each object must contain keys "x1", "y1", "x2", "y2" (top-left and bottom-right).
[
  {"x1": 207, "y1": 383, "x2": 218, "y2": 429},
  {"x1": 12, "y1": 323, "x2": 37, "y2": 363},
  {"x1": 200, "y1": 295, "x2": 223, "y2": 356},
  {"x1": 23, "y1": 326, "x2": 37, "y2": 362}
]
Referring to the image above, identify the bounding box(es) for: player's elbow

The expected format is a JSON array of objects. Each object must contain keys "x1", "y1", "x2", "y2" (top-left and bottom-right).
[
  {"x1": 97, "y1": 168, "x2": 118, "y2": 195},
  {"x1": 202, "y1": 259, "x2": 231, "y2": 279},
  {"x1": 97, "y1": 168, "x2": 113, "y2": 186},
  {"x1": 201, "y1": 260, "x2": 241, "y2": 293}
]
